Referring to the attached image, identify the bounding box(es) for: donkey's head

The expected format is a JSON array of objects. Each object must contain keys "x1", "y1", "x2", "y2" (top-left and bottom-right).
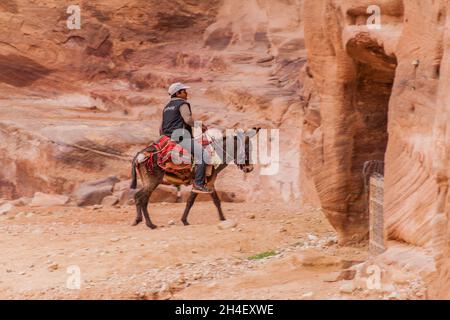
[{"x1": 226, "y1": 127, "x2": 260, "y2": 173}]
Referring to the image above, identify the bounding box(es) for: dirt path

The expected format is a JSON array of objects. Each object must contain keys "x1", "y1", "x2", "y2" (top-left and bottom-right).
[{"x1": 0, "y1": 201, "x2": 369, "y2": 300}]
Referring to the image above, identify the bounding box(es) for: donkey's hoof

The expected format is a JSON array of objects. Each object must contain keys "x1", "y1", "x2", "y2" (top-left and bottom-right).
[
  {"x1": 131, "y1": 219, "x2": 142, "y2": 226},
  {"x1": 147, "y1": 224, "x2": 158, "y2": 230},
  {"x1": 182, "y1": 220, "x2": 190, "y2": 226}
]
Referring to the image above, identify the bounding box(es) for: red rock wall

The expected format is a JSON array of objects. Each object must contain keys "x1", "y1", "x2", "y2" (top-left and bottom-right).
[{"x1": 303, "y1": 0, "x2": 449, "y2": 297}]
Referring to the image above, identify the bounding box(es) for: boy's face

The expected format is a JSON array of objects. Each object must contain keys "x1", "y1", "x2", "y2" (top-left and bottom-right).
[{"x1": 177, "y1": 89, "x2": 188, "y2": 99}]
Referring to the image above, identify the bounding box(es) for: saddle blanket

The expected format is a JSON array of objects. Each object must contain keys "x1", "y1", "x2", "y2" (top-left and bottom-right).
[{"x1": 137, "y1": 135, "x2": 221, "y2": 175}]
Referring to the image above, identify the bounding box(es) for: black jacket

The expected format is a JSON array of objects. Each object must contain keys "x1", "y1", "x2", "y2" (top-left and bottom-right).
[{"x1": 161, "y1": 98, "x2": 192, "y2": 139}]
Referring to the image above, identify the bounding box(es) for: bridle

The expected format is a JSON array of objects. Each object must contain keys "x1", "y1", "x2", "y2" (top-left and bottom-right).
[{"x1": 206, "y1": 133, "x2": 249, "y2": 170}]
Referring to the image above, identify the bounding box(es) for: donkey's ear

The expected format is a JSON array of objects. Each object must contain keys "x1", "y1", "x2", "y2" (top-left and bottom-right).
[{"x1": 247, "y1": 127, "x2": 261, "y2": 138}]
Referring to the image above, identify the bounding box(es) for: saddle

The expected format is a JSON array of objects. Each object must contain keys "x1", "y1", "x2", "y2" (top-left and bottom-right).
[{"x1": 137, "y1": 135, "x2": 219, "y2": 186}]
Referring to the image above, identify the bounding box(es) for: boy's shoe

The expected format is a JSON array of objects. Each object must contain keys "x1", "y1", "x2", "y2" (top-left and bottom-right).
[{"x1": 192, "y1": 184, "x2": 213, "y2": 194}]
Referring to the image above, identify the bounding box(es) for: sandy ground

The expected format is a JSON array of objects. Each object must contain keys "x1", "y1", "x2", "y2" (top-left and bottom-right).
[{"x1": 0, "y1": 201, "x2": 369, "y2": 300}]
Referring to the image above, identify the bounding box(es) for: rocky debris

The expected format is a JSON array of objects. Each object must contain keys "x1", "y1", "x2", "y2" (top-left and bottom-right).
[
  {"x1": 30, "y1": 193, "x2": 69, "y2": 207},
  {"x1": 385, "y1": 291, "x2": 401, "y2": 300},
  {"x1": 168, "y1": 220, "x2": 176, "y2": 226},
  {"x1": 102, "y1": 196, "x2": 119, "y2": 207},
  {"x1": 391, "y1": 270, "x2": 416, "y2": 285},
  {"x1": 291, "y1": 249, "x2": 344, "y2": 268},
  {"x1": 0, "y1": 203, "x2": 14, "y2": 215},
  {"x1": 332, "y1": 262, "x2": 431, "y2": 299},
  {"x1": 218, "y1": 220, "x2": 237, "y2": 230},
  {"x1": 278, "y1": 227, "x2": 287, "y2": 233},
  {"x1": 296, "y1": 234, "x2": 339, "y2": 249},
  {"x1": 300, "y1": 291, "x2": 314, "y2": 299},
  {"x1": 339, "y1": 281, "x2": 356, "y2": 294},
  {"x1": 246, "y1": 213, "x2": 256, "y2": 219},
  {"x1": 47, "y1": 263, "x2": 59, "y2": 272},
  {"x1": 73, "y1": 176, "x2": 119, "y2": 206}
]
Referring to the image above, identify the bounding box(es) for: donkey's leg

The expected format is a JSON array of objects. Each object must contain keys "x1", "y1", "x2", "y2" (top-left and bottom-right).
[
  {"x1": 140, "y1": 185, "x2": 158, "y2": 229},
  {"x1": 132, "y1": 204, "x2": 143, "y2": 226},
  {"x1": 141, "y1": 176, "x2": 165, "y2": 229},
  {"x1": 181, "y1": 192, "x2": 199, "y2": 226},
  {"x1": 136, "y1": 164, "x2": 163, "y2": 230},
  {"x1": 211, "y1": 190, "x2": 226, "y2": 221},
  {"x1": 132, "y1": 187, "x2": 147, "y2": 226},
  {"x1": 143, "y1": 172, "x2": 165, "y2": 229}
]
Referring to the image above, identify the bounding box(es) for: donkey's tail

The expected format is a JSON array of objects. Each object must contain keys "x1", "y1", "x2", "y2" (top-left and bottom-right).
[{"x1": 130, "y1": 155, "x2": 138, "y2": 189}]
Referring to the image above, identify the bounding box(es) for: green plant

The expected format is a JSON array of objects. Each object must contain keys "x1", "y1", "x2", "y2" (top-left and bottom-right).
[{"x1": 248, "y1": 250, "x2": 277, "y2": 261}]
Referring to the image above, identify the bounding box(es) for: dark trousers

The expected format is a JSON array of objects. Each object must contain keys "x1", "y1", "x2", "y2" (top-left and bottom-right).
[{"x1": 178, "y1": 138, "x2": 210, "y2": 186}]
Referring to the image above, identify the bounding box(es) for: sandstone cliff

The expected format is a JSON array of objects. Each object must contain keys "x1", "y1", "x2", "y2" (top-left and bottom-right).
[{"x1": 303, "y1": 0, "x2": 449, "y2": 298}]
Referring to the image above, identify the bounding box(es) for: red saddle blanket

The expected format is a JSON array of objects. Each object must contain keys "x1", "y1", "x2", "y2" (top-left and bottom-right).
[{"x1": 144, "y1": 136, "x2": 192, "y2": 174}]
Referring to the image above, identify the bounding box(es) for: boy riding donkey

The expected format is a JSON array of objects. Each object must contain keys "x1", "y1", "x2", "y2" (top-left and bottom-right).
[
  {"x1": 130, "y1": 83, "x2": 260, "y2": 228},
  {"x1": 160, "y1": 82, "x2": 212, "y2": 194}
]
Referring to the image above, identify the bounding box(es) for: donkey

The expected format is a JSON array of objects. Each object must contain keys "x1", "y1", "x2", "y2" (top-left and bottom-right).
[{"x1": 129, "y1": 128, "x2": 260, "y2": 229}]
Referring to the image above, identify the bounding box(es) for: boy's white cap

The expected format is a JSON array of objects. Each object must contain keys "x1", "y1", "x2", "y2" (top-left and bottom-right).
[{"x1": 168, "y1": 82, "x2": 190, "y2": 95}]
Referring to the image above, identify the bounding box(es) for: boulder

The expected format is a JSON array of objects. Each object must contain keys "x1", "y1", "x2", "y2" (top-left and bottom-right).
[
  {"x1": 73, "y1": 176, "x2": 119, "y2": 206},
  {"x1": 218, "y1": 220, "x2": 237, "y2": 230},
  {"x1": 102, "y1": 195, "x2": 119, "y2": 207},
  {"x1": 150, "y1": 185, "x2": 179, "y2": 203},
  {"x1": 114, "y1": 179, "x2": 135, "y2": 192},
  {"x1": 300, "y1": 292, "x2": 314, "y2": 299},
  {"x1": 339, "y1": 281, "x2": 356, "y2": 294},
  {"x1": 118, "y1": 189, "x2": 137, "y2": 205},
  {"x1": 30, "y1": 193, "x2": 69, "y2": 207}
]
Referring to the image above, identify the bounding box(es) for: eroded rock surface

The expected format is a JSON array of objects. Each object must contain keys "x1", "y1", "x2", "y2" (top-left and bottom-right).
[{"x1": 303, "y1": 0, "x2": 449, "y2": 298}]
